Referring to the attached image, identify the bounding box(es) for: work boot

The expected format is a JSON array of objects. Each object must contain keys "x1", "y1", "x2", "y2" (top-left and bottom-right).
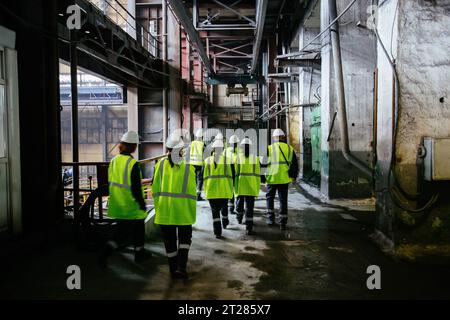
[
  {"x1": 222, "y1": 218, "x2": 229, "y2": 229},
  {"x1": 98, "y1": 242, "x2": 114, "y2": 269},
  {"x1": 168, "y1": 256, "x2": 178, "y2": 277},
  {"x1": 134, "y1": 249, "x2": 152, "y2": 263},
  {"x1": 172, "y1": 270, "x2": 188, "y2": 279},
  {"x1": 246, "y1": 229, "x2": 255, "y2": 236},
  {"x1": 236, "y1": 212, "x2": 243, "y2": 224}
]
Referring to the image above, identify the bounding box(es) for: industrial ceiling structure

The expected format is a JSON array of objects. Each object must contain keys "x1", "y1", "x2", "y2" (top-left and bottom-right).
[{"x1": 167, "y1": 0, "x2": 312, "y2": 85}]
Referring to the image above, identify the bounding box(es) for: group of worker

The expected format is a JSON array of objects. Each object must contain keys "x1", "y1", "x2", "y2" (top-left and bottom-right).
[{"x1": 100, "y1": 128, "x2": 298, "y2": 280}]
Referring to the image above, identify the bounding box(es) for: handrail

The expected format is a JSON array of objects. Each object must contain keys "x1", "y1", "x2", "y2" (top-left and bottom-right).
[{"x1": 62, "y1": 154, "x2": 167, "y2": 167}]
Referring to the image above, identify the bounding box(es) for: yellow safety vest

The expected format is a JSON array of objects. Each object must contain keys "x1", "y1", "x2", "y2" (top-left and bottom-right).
[
  {"x1": 189, "y1": 140, "x2": 204, "y2": 166},
  {"x1": 266, "y1": 142, "x2": 293, "y2": 185},
  {"x1": 108, "y1": 154, "x2": 147, "y2": 219},
  {"x1": 224, "y1": 146, "x2": 238, "y2": 164},
  {"x1": 235, "y1": 153, "x2": 261, "y2": 197},
  {"x1": 152, "y1": 157, "x2": 197, "y2": 225},
  {"x1": 203, "y1": 154, "x2": 233, "y2": 199}
]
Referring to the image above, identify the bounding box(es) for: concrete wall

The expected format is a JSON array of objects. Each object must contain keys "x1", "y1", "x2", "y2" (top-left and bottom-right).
[
  {"x1": 320, "y1": 0, "x2": 376, "y2": 199},
  {"x1": 375, "y1": 0, "x2": 450, "y2": 249}
]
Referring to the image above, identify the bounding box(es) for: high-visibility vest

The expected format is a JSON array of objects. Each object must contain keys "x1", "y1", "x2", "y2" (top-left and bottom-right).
[
  {"x1": 266, "y1": 142, "x2": 293, "y2": 185},
  {"x1": 152, "y1": 157, "x2": 197, "y2": 225},
  {"x1": 189, "y1": 140, "x2": 204, "y2": 166},
  {"x1": 224, "y1": 146, "x2": 238, "y2": 164},
  {"x1": 108, "y1": 154, "x2": 147, "y2": 220},
  {"x1": 203, "y1": 154, "x2": 233, "y2": 199},
  {"x1": 235, "y1": 152, "x2": 261, "y2": 197}
]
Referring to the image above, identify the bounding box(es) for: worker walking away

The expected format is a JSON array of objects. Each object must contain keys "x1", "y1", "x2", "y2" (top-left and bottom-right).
[
  {"x1": 152, "y1": 135, "x2": 197, "y2": 279},
  {"x1": 234, "y1": 137, "x2": 261, "y2": 235},
  {"x1": 265, "y1": 129, "x2": 299, "y2": 230},
  {"x1": 190, "y1": 128, "x2": 205, "y2": 201},
  {"x1": 100, "y1": 131, "x2": 152, "y2": 268},
  {"x1": 204, "y1": 139, "x2": 234, "y2": 239},
  {"x1": 225, "y1": 135, "x2": 240, "y2": 215}
]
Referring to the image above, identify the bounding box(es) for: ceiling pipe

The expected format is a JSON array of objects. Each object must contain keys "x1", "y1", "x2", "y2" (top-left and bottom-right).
[{"x1": 329, "y1": 0, "x2": 372, "y2": 177}]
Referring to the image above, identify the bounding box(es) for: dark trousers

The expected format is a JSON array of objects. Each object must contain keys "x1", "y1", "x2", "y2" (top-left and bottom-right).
[
  {"x1": 208, "y1": 199, "x2": 229, "y2": 236},
  {"x1": 109, "y1": 219, "x2": 145, "y2": 252},
  {"x1": 236, "y1": 196, "x2": 255, "y2": 231},
  {"x1": 159, "y1": 225, "x2": 193, "y2": 274},
  {"x1": 266, "y1": 183, "x2": 289, "y2": 225},
  {"x1": 194, "y1": 165, "x2": 204, "y2": 193},
  {"x1": 228, "y1": 195, "x2": 236, "y2": 214}
]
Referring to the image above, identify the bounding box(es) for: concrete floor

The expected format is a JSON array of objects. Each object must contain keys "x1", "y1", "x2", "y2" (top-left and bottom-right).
[{"x1": 2, "y1": 187, "x2": 450, "y2": 299}]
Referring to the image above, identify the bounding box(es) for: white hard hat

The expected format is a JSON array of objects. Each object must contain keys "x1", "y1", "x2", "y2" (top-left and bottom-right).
[
  {"x1": 195, "y1": 128, "x2": 203, "y2": 138},
  {"x1": 272, "y1": 128, "x2": 285, "y2": 137},
  {"x1": 215, "y1": 132, "x2": 224, "y2": 140},
  {"x1": 120, "y1": 131, "x2": 140, "y2": 144},
  {"x1": 241, "y1": 137, "x2": 252, "y2": 145},
  {"x1": 229, "y1": 135, "x2": 239, "y2": 144},
  {"x1": 166, "y1": 135, "x2": 184, "y2": 149},
  {"x1": 212, "y1": 139, "x2": 224, "y2": 148}
]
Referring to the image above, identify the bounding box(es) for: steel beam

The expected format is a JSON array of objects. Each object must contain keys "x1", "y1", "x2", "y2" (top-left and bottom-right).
[
  {"x1": 250, "y1": 0, "x2": 268, "y2": 74},
  {"x1": 166, "y1": 0, "x2": 214, "y2": 75},
  {"x1": 212, "y1": 0, "x2": 256, "y2": 26},
  {"x1": 276, "y1": 57, "x2": 321, "y2": 69}
]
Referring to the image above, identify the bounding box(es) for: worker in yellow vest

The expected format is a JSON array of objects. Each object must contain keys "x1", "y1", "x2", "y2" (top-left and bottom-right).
[
  {"x1": 189, "y1": 129, "x2": 205, "y2": 201},
  {"x1": 100, "y1": 131, "x2": 151, "y2": 268},
  {"x1": 152, "y1": 135, "x2": 197, "y2": 279},
  {"x1": 204, "y1": 139, "x2": 235, "y2": 239},
  {"x1": 265, "y1": 129, "x2": 299, "y2": 230},
  {"x1": 225, "y1": 135, "x2": 240, "y2": 216},
  {"x1": 235, "y1": 137, "x2": 261, "y2": 235}
]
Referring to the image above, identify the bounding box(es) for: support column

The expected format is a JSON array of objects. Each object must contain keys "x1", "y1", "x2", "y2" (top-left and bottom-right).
[
  {"x1": 70, "y1": 30, "x2": 80, "y2": 219},
  {"x1": 127, "y1": 0, "x2": 136, "y2": 40},
  {"x1": 127, "y1": 86, "x2": 139, "y2": 158},
  {"x1": 167, "y1": 8, "x2": 182, "y2": 133}
]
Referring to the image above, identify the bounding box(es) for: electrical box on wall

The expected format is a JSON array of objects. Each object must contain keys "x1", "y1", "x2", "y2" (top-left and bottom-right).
[{"x1": 422, "y1": 137, "x2": 450, "y2": 181}]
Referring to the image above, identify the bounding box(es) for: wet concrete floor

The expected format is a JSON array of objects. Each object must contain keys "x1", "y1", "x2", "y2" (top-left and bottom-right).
[{"x1": 1, "y1": 187, "x2": 450, "y2": 299}]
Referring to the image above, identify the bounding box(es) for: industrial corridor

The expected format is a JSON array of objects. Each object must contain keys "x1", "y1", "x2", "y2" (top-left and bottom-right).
[
  {"x1": 1, "y1": 0, "x2": 450, "y2": 306},
  {"x1": 3, "y1": 188, "x2": 450, "y2": 300}
]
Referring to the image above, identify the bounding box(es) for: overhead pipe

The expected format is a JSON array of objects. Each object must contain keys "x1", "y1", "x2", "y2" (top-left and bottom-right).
[{"x1": 329, "y1": 0, "x2": 372, "y2": 177}]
